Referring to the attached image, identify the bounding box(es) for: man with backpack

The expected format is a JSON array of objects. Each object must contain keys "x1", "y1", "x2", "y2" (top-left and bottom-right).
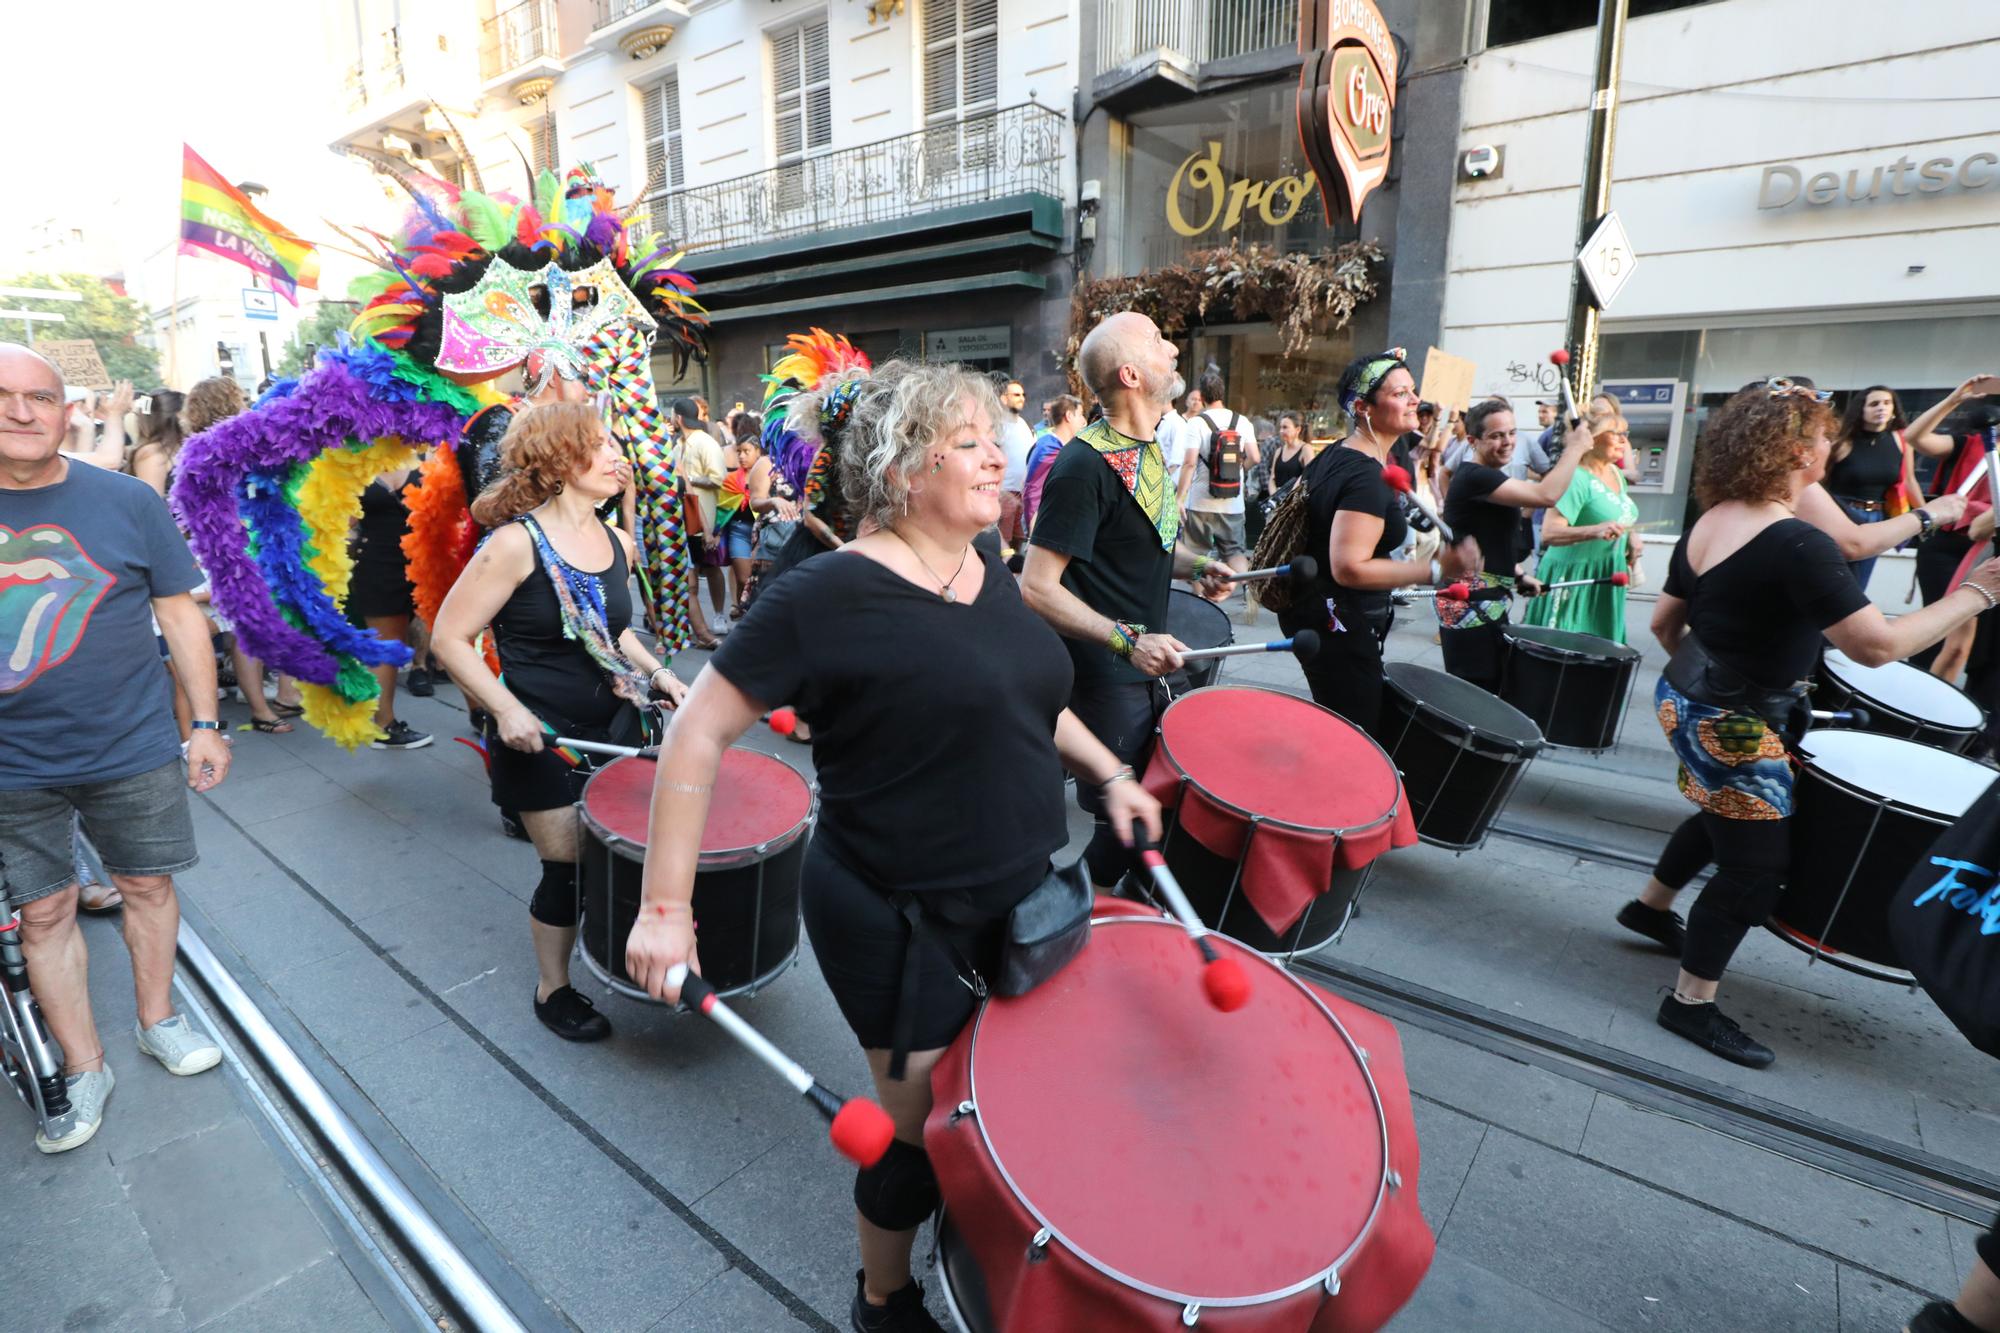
[{"x1": 1183, "y1": 372, "x2": 1261, "y2": 591}]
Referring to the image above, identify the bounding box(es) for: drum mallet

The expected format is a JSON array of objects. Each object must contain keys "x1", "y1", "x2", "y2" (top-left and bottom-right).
[
  {"x1": 1538, "y1": 571, "x2": 1630, "y2": 592},
  {"x1": 1809, "y1": 707, "x2": 1872, "y2": 727},
  {"x1": 1391, "y1": 582, "x2": 1510, "y2": 603},
  {"x1": 551, "y1": 736, "x2": 645, "y2": 759},
  {"x1": 1175, "y1": 630, "x2": 1322, "y2": 666},
  {"x1": 1381, "y1": 464, "x2": 1454, "y2": 541},
  {"x1": 767, "y1": 707, "x2": 799, "y2": 737},
  {"x1": 665, "y1": 964, "x2": 896, "y2": 1167},
  {"x1": 1129, "y1": 838, "x2": 1250, "y2": 1012},
  {"x1": 1228, "y1": 556, "x2": 1319, "y2": 584},
  {"x1": 1549, "y1": 349, "x2": 1585, "y2": 428}
]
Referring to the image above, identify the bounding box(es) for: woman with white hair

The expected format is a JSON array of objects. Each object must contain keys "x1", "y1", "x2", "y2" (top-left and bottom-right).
[{"x1": 625, "y1": 359, "x2": 1160, "y2": 1332}]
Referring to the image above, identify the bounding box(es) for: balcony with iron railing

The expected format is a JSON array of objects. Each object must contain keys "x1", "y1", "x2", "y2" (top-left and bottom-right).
[
  {"x1": 1094, "y1": 0, "x2": 1299, "y2": 81},
  {"x1": 594, "y1": 0, "x2": 663, "y2": 27},
  {"x1": 639, "y1": 101, "x2": 1066, "y2": 255},
  {"x1": 481, "y1": 0, "x2": 561, "y2": 82}
]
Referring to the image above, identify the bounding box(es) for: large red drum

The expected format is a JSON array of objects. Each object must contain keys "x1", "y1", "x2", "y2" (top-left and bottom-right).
[
  {"x1": 576, "y1": 749, "x2": 814, "y2": 1000},
  {"x1": 1141, "y1": 686, "x2": 1418, "y2": 957},
  {"x1": 926, "y1": 901, "x2": 1433, "y2": 1331}
]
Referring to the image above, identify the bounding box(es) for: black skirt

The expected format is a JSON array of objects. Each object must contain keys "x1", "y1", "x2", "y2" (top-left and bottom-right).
[
  {"x1": 486, "y1": 700, "x2": 642, "y2": 813},
  {"x1": 347, "y1": 555, "x2": 415, "y2": 620}
]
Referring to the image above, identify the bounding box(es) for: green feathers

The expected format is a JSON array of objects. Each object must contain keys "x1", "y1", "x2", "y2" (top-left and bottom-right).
[{"x1": 459, "y1": 192, "x2": 515, "y2": 252}]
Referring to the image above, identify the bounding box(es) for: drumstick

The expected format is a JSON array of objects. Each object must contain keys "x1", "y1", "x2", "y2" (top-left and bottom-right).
[
  {"x1": 1539, "y1": 571, "x2": 1630, "y2": 592},
  {"x1": 1810, "y1": 707, "x2": 1872, "y2": 727},
  {"x1": 1175, "y1": 630, "x2": 1321, "y2": 664},
  {"x1": 551, "y1": 736, "x2": 645, "y2": 759},
  {"x1": 1229, "y1": 556, "x2": 1319, "y2": 583},
  {"x1": 665, "y1": 964, "x2": 896, "y2": 1167},
  {"x1": 1391, "y1": 582, "x2": 1509, "y2": 603},
  {"x1": 1129, "y1": 839, "x2": 1251, "y2": 1013},
  {"x1": 1549, "y1": 349, "x2": 1584, "y2": 428},
  {"x1": 1382, "y1": 463, "x2": 1455, "y2": 541}
]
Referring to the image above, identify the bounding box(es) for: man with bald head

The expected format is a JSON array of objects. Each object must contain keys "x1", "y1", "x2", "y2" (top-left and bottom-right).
[
  {"x1": 0, "y1": 343, "x2": 229, "y2": 1153},
  {"x1": 1023, "y1": 313, "x2": 1229, "y2": 886}
]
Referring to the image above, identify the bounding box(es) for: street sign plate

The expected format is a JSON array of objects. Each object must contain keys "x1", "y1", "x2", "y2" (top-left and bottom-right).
[
  {"x1": 242, "y1": 287, "x2": 280, "y2": 321},
  {"x1": 1577, "y1": 211, "x2": 1637, "y2": 310}
]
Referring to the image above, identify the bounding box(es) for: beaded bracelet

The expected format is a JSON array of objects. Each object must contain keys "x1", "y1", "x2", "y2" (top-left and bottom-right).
[
  {"x1": 1963, "y1": 580, "x2": 2000, "y2": 612},
  {"x1": 1191, "y1": 553, "x2": 1214, "y2": 580}
]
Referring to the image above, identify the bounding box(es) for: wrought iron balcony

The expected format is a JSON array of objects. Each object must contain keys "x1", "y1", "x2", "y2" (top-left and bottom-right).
[
  {"x1": 594, "y1": 0, "x2": 662, "y2": 28},
  {"x1": 481, "y1": 0, "x2": 560, "y2": 81},
  {"x1": 1094, "y1": 0, "x2": 1299, "y2": 79},
  {"x1": 639, "y1": 102, "x2": 1066, "y2": 254}
]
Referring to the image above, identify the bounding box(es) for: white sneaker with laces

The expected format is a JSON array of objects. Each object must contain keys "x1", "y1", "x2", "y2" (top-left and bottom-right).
[
  {"x1": 35, "y1": 1065, "x2": 114, "y2": 1154},
  {"x1": 136, "y1": 1015, "x2": 221, "y2": 1076}
]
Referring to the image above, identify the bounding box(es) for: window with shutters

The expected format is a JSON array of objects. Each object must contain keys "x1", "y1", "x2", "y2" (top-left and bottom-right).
[
  {"x1": 770, "y1": 17, "x2": 831, "y2": 215},
  {"x1": 642, "y1": 72, "x2": 684, "y2": 194},
  {"x1": 528, "y1": 113, "x2": 558, "y2": 175},
  {"x1": 922, "y1": 0, "x2": 998, "y2": 177}
]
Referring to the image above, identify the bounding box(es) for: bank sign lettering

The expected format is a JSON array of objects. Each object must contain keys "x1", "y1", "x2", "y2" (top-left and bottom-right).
[
  {"x1": 1758, "y1": 151, "x2": 1999, "y2": 210},
  {"x1": 1296, "y1": 0, "x2": 1398, "y2": 225}
]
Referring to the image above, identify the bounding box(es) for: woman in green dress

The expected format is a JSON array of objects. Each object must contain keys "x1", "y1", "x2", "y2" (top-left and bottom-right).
[{"x1": 1525, "y1": 410, "x2": 1642, "y2": 642}]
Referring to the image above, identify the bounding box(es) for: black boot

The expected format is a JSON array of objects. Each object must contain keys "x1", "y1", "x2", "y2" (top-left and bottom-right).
[
  {"x1": 850, "y1": 1269, "x2": 944, "y2": 1333},
  {"x1": 1656, "y1": 994, "x2": 1773, "y2": 1069}
]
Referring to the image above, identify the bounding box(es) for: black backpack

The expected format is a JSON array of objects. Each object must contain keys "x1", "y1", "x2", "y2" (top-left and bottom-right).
[
  {"x1": 1204, "y1": 411, "x2": 1243, "y2": 500},
  {"x1": 1888, "y1": 774, "x2": 2000, "y2": 1058}
]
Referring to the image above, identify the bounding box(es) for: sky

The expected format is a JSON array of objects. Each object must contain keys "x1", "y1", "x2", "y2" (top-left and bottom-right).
[{"x1": 7, "y1": 1, "x2": 396, "y2": 304}]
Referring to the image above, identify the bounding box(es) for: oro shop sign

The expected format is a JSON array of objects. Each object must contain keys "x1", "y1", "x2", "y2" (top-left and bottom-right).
[
  {"x1": 1758, "y1": 151, "x2": 1999, "y2": 210},
  {"x1": 1166, "y1": 143, "x2": 1322, "y2": 238}
]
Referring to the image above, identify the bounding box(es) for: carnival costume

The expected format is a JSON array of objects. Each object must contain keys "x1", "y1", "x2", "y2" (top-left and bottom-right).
[
  {"x1": 757, "y1": 330, "x2": 871, "y2": 583},
  {"x1": 171, "y1": 166, "x2": 705, "y2": 747}
]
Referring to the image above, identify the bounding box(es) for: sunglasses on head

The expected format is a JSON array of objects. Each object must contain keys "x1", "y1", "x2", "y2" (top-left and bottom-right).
[{"x1": 1763, "y1": 376, "x2": 1832, "y2": 403}]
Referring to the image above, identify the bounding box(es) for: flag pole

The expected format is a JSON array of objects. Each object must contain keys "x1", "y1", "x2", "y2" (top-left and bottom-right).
[{"x1": 169, "y1": 248, "x2": 182, "y2": 389}]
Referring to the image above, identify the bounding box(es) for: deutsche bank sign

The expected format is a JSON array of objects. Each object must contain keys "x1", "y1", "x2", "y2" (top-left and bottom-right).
[{"x1": 1758, "y1": 151, "x2": 1999, "y2": 210}]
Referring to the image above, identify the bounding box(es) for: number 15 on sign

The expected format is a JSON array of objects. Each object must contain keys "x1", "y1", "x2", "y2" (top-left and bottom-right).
[{"x1": 1578, "y1": 211, "x2": 1637, "y2": 310}]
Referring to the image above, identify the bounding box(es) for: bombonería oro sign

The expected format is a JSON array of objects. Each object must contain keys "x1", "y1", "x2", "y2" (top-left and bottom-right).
[{"x1": 1296, "y1": 0, "x2": 1398, "y2": 224}]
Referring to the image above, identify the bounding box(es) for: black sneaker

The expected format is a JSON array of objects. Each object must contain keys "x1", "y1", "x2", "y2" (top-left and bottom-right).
[
  {"x1": 850, "y1": 1270, "x2": 943, "y2": 1333},
  {"x1": 406, "y1": 666, "x2": 436, "y2": 698},
  {"x1": 534, "y1": 986, "x2": 611, "y2": 1042},
  {"x1": 1656, "y1": 994, "x2": 1774, "y2": 1069},
  {"x1": 1617, "y1": 900, "x2": 1686, "y2": 955},
  {"x1": 1905, "y1": 1300, "x2": 1982, "y2": 1333},
  {"x1": 371, "y1": 721, "x2": 433, "y2": 750}
]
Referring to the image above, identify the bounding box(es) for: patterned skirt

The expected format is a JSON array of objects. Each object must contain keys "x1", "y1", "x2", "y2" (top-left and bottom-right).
[{"x1": 1654, "y1": 676, "x2": 1795, "y2": 821}]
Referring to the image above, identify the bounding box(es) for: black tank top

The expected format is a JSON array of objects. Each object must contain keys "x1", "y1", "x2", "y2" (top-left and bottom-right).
[
  {"x1": 493, "y1": 518, "x2": 634, "y2": 730},
  {"x1": 1824, "y1": 430, "x2": 1903, "y2": 502},
  {"x1": 1273, "y1": 443, "x2": 1308, "y2": 491}
]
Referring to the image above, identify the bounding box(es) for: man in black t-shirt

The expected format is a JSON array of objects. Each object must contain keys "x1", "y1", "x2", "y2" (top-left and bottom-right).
[
  {"x1": 1025, "y1": 312, "x2": 1230, "y2": 885},
  {"x1": 1437, "y1": 398, "x2": 1590, "y2": 691}
]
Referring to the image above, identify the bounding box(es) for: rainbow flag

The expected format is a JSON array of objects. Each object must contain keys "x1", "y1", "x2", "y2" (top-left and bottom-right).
[{"x1": 178, "y1": 145, "x2": 320, "y2": 304}]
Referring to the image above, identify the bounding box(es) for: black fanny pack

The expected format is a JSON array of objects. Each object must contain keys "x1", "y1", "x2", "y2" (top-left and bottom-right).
[
  {"x1": 885, "y1": 857, "x2": 1092, "y2": 1078},
  {"x1": 1664, "y1": 633, "x2": 1810, "y2": 742}
]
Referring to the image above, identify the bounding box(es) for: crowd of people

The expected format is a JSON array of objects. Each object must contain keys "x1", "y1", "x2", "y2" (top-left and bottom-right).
[{"x1": 6, "y1": 321, "x2": 2000, "y2": 1333}]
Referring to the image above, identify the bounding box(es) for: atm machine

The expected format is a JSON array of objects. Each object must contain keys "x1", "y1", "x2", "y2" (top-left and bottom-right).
[{"x1": 1600, "y1": 379, "x2": 1689, "y2": 493}]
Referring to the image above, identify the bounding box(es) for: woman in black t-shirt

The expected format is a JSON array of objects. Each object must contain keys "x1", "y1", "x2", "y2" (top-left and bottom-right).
[
  {"x1": 433, "y1": 403, "x2": 689, "y2": 1046},
  {"x1": 1615, "y1": 385, "x2": 2000, "y2": 1070},
  {"x1": 624, "y1": 361, "x2": 1160, "y2": 1329},
  {"x1": 1274, "y1": 351, "x2": 1480, "y2": 734}
]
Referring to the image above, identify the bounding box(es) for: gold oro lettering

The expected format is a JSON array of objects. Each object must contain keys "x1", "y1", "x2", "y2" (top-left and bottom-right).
[
  {"x1": 1167, "y1": 141, "x2": 1226, "y2": 238},
  {"x1": 1167, "y1": 142, "x2": 1319, "y2": 237},
  {"x1": 1258, "y1": 174, "x2": 1317, "y2": 225}
]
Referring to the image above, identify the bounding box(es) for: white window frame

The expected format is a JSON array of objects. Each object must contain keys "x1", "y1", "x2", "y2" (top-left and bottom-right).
[
  {"x1": 641, "y1": 70, "x2": 685, "y2": 194},
  {"x1": 922, "y1": 0, "x2": 999, "y2": 128},
  {"x1": 769, "y1": 15, "x2": 832, "y2": 167}
]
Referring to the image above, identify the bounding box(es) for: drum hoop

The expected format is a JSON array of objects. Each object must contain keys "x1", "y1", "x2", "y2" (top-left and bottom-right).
[
  {"x1": 960, "y1": 916, "x2": 1392, "y2": 1308},
  {"x1": 1500, "y1": 628, "x2": 1641, "y2": 666},
  {"x1": 574, "y1": 933, "x2": 803, "y2": 1004},
  {"x1": 1155, "y1": 684, "x2": 1405, "y2": 839},
  {"x1": 576, "y1": 750, "x2": 821, "y2": 869},
  {"x1": 1796, "y1": 756, "x2": 1971, "y2": 825},
  {"x1": 1386, "y1": 674, "x2": 1545, "y2": 757},
  {"x1": 1823, "y1": 655, "x2": 1987, "y2": 732}
]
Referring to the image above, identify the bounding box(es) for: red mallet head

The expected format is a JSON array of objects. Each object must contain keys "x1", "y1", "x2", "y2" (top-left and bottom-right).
[
  {"x1": 1202, "y1": 955, "x2": 1251, "y2": 1012},
  {"x1": 829, "y1": 1098, "x2": 896, "y2": 1167},
  {"x1": 1443, "y1": 582, "x2": 1471, "y2": 600},
  {"x1": 1381, "y1": 463, "x2": 1413, "y2": 494},
  {"x1": 768, "y1": 707, "x2": 798, "y2": 737},
  {"x1": 1549, "y1": 349, "x2": 1571, "y2": 367},
  {"x1": 1610, "y1": 570, "x2": 1630, "y2": 586}
]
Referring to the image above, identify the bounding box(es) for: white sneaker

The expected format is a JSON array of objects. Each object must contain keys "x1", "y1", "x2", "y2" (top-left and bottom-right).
[
  {"x1": 135, "y1": 1015, "x2": 221, "y2": 1076},
  {"x1": 35, "y1": 1065, "x2": 114, "y2": 1154}
]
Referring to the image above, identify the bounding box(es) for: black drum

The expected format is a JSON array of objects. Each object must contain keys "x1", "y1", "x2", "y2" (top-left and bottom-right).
[
  {"x1": 1498, "y1": 625, "x2": 1640, "y2": 752},
  {"x1": 1380, "y1": 664, "x2": 1545, "y2": 851},
  {"x1": 1815, "y1": 648, "x2": 1986, "y2": 754},
  {"x1": 577, "y1": 749, "x2": 815, "y2": 1000},
  {"x1": 1165, "y1": 589, "x2": 1233, "y2": 692},
  {"x1": 1773, "y1": 730, "x2": 1989, "y2": 982}
]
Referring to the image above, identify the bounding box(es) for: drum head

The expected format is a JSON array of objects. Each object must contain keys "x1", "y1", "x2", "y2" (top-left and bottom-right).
[
  {"x1": 1155, "y1": 686, "x2": 1399, "y2": 833},
  {"x1": 966, "y1": 917, "x2": 1386, "y2": 1304},
  {"x1": 1821, "y1": 649, "x2": 1984, "y2": 729},
  {"x1": 1166, "y1": 589, "x2": 1233, "y2": 653},
  {"x1": 580, "y1": 750, "x2": 814, "y2": 861},
  {"x1": 1502, "y1": 623, "x2": 1640, "y2": 662},
  {"x1": 1795, "y1": 730, "x2": 1991, "y2": 819},
  {"x1": 1385, "y1": 663, "x2": 1544, "y2": 751}
]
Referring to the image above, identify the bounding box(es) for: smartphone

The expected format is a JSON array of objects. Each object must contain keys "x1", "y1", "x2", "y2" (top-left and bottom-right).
[
  {"x1": 134, "y1": 395, "x2": 153, "y2": 416},
  {"x1": 734, "y1": 401, "x2": 746, "y2": 414}
]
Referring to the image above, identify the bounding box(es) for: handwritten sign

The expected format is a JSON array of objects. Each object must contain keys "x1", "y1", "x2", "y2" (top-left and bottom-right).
[
  {"x1": 39, "y1": 339, "x2": 111, "y2": 389},
  {"x1": 1418, "y1": 347, "x2": 1476, "y2": 413}
]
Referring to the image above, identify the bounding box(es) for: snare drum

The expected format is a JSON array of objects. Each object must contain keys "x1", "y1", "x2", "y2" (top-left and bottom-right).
[
  {"x1": 1815, "y1": 648, "x2": 1986, "y2": 754},
  {"x1": 926, "y1": 908, "x2": 1434, "y2": 1332},
  {"x1": 1499, "y1": 625, "x2": 1640, "y2": 752},
  {"x1": 1166, "y1": 589, "x2": 1233, "y2": 693},
  {"x1": 576, "y1": 749, "x2": 815, "y2": 1000},
  {"x1": 1141, "y1": 686, "x2": 1417, "y2": 957},
  {"x1": 1772, "y1": 730, "x2": 1990, "y2": 982},
  {"x1": 1381, "y1": 664, "x2": 1545, "y2": 851}
]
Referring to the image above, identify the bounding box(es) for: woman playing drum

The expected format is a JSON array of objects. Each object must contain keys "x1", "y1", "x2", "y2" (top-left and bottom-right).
[
  {"x1": 432, "y1": 402, "x2": 688, "y2": 1044},
  {"x1": 1523, "y1": 408, "x2": 1642, "y2": 643},
  {"x1": 1617, "y1": 382, "x2": 2000, "y2": 1068},
  {"x1": 623, "y1": 360, "x2": 1160, "y2": 1332}
]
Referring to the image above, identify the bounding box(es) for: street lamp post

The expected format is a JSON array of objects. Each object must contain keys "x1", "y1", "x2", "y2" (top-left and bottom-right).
[
  {"x1": 238, "y1": 181, "x2": 276, "y2": 382},
  {"x1": 1560, "y1": 0, "x2": 1632, "y2": 402}
]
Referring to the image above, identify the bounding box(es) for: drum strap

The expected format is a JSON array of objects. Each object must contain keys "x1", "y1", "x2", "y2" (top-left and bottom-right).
[
  {"x1": 883, "y1": 893, "x2": 985, "y2": 1082},
  {"x1": 1664, "y1": 633, "x2": 1810, "y2": 739}
]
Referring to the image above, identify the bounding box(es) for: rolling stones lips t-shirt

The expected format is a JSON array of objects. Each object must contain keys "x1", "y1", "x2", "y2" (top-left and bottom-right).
[{"x1": 0, "y1": 460, "x2": 201, "y2": 789}]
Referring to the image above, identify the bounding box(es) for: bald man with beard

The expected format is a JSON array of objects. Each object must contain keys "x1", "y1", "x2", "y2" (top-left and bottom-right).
[{"x1": 1023, "y1": 313, "x2": 1230, "y2": 886}]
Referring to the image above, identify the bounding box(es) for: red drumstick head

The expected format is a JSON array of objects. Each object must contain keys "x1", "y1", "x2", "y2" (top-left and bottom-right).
[
  {"x1": 768, "y1": 707, "x2": 798, "y2": 736},
  {"x1": 830, "y1": 1098, "x2": 896, "y2": 1167},
  {"x1": 1203, "y1": 955, "x2": 1251, "y2": 1012},
  {"x1": 1610, "y1": 570, "x2": 1630, "y2": 586},
  {"x1": 1380, "y1": 463, "x2": 1412, "y2": 494},
  {"x1": 1549, "y1": 349, "x2": 1571, "y2": 367},
  {"x1": 1444, "y1": 582, "x2": 1471, "y2": 600}
]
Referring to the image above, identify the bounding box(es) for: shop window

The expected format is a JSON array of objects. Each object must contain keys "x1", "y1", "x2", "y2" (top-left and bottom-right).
[
  {"x1": 923, "y1": 0, "x2": 999, "y2": 174},
  {"x1": 1486, "y1": 0, "x2": 1711, "y2": 48}
]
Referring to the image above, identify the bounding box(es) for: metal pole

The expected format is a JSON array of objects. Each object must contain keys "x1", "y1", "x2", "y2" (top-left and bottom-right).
[{"x1": 1561, "y1": 0, "x2": 1632, "y2": 402}]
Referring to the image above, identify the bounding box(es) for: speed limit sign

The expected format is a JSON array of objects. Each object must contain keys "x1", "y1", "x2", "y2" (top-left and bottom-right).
[{"x1": 1577, "y1": 211, "x2": 1637, "y2": 309}]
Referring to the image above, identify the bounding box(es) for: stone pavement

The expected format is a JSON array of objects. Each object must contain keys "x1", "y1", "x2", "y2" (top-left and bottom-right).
[{"x1": 7, "y1": 568, "x2": 1987, "y2": 1331}]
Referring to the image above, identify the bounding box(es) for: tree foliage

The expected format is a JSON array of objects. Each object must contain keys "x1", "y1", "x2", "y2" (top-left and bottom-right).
[
  {"x1": 2, "y1": 272, "x2": 161, "y2": 387},
  {"x1": 275, "y1": 301, "x2": 360, "y2": 378}
]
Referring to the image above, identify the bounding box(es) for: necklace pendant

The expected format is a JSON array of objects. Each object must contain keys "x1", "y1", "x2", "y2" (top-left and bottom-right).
[{"x1": 941, "y1": 588, "x2": 957, "y2": 603}]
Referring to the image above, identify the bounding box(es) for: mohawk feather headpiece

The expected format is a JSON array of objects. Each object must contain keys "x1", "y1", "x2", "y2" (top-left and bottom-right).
[{"x1": 761, "y1": 328, "x2": 872, "y2": 496}]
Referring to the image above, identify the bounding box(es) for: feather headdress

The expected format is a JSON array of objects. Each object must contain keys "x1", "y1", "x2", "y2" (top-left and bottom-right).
[{"x1": 761, "y1": 328, "x2": 872, "y2": 496}]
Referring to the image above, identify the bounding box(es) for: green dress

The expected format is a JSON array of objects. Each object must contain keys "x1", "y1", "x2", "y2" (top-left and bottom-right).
[{"x1": 1524, "y1": 464, "x2": 1637, "y2": 643}]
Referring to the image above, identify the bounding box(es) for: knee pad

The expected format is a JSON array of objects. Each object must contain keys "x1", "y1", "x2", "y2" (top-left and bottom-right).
[
  {"x1": 529, "y1": 860, "x2": 579, "y2": 928},
  {"x1": 853, "y1": 1138, "x2": 939, "y2": 1232}
]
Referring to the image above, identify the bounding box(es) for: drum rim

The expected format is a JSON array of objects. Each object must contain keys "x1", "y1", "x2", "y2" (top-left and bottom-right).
[
  {"x1": 1500, "y1": 624, "x2": 1642, "y2": 663},
  {"x1": 1820, "y1": 649, "x2": 1987, "y2": 731},
  {"x1": 574, "y1": 933, "x2": 803, "y2": 1004},
  {"x1": 960, "y1": 916, "x2": 1392, "y2": 1308},
  {"x1": 576, "y1": 747, "x2": 820, "y2": 869},
  {"x1": 1794, "y1": 738, "x2": 1989, "y2": 823},
  {"x1": 1384, "y1": 664, "x2": 1546, "y2": 755},
  {"x1": 1154, "y1": 684, "x2": 1406, "y2": 839}
]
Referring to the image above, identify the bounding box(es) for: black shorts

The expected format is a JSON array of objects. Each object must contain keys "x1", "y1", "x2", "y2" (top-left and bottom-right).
[
  {"x1": 487, "y1": 703, "x2": 642, "y2": 814},
  {"x1": 801, "y1": 841, "x2": 1044, "y2": 1052},
  {"x1": 347, "y1": 557, "x2": 416, "y2": 621}
]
